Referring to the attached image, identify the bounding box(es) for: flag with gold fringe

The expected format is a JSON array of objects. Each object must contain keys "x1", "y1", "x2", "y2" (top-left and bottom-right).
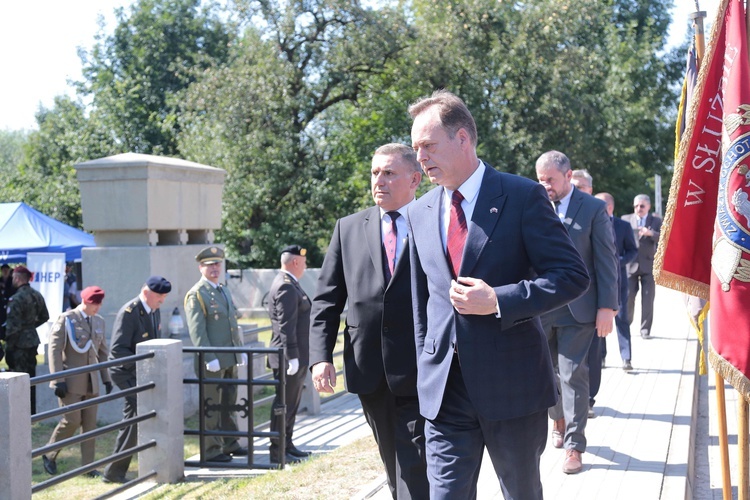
[
  {"x1": 708, "y1": 0, "x2": 750, "y2": 399},
  {"x1": 675, "y1": 44, "x2": 710, "y2": 374},
  {"x1": 654, "y1": 2, "x2": 726, "y2": 299}
]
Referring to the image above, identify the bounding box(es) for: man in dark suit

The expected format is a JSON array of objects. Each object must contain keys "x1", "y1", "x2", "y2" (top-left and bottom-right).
[
  {"x1": 310, "y1": 143, "x2": 428, "y2": 498},
  {"x1": 267, "y1": 244, "x2": 311, "y2": 464},
  {"x1": 408, "y1": 90, "x2": 589, "y2": 499},
  {"x1": 595, "y1": 192, "x2": 638, "y2": 370},
  {"x1": 536, "y1": 151, "x2": 619, "y2": 475},
  {"x1": 622, "y1": 194, "x2": 662, "y2": 339},
  {"x1": 103, "y1": 276, "x2": 171, "y2": 484}
]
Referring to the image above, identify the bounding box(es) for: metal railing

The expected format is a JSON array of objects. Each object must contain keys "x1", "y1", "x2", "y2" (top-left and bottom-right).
[
  {"x1": 243, "y1": 324, "x2": 348, "y2": 404},
  {"x1": 29, "y1": 353, "x2": 157, "y2": 494},
  {"x1": 183, "y1": 346, "x2": 287, "y2": 469}
]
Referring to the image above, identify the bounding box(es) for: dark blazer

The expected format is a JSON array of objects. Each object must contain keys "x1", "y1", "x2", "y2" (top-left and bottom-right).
[
  {"x1": 408, "y1": 166, "x2": 590, "y2": 421},
  {"x1": 309, "y1": 205, "x2": 418, "y2": 397},
  {"x1": 613, "y1": 216, "x2": 638, "y2": 283},
  {"x1": 559, "y1": 188, "x2": 619, "y2": 323},
  {"x1": 622, "y1": 213, "x2": 663, "y2": 275},
  {"x1": 108, "y1": 297, "x2": 161, "y2": 387},
  {"x1": 267, "y1": 271, "x2": 311, "y2": 369}
]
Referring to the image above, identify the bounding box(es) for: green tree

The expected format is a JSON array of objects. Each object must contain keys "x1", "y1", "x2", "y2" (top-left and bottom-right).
[
  {"x1": 0, "y1": 129, "x2": 27, "y2": 179},
  {"x1": 79, "y1": 0, "x2": 233, "y2": 155},
  {"x1": 178, "y1": 0, "x2": 413, "y2": 267}
]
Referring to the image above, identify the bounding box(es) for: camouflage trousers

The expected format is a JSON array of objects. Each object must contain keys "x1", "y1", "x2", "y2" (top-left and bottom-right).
[{"x1": 6, "y1": 347, "x2": 38, "y2": 414}]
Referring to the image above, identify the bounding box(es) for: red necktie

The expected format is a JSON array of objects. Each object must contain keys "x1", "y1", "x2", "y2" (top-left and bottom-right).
[
  {"x1": 384, "y1": 211, "x2": 400, "y2": 279},
  {"x1": 447, "y1": 190, "x2": 467, "y2": 278}
]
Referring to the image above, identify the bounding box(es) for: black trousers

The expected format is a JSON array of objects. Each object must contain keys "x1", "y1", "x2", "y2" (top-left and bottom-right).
[
  {"x1": 104, "y1": 379, "x2": 137, "y2": 480},
  {"x1": 269, "y1": 366, "x2": 308, "y2": 452},
  {"x1": 359, "y1": 377, "x2": 429, "y2": 500}
]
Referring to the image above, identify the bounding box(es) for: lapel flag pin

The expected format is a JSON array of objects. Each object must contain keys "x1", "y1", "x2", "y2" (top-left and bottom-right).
[{"x1": 490, "y1": 207, "x2": 498, "y2": 213}]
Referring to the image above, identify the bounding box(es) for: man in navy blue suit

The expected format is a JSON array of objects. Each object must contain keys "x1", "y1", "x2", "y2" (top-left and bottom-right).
[
  {"x1": 408, "y1": 90, "x2": 589, "y2": 499},
  {"x1": 595, "y1": 193, "x2": 638, "y2": 370}
]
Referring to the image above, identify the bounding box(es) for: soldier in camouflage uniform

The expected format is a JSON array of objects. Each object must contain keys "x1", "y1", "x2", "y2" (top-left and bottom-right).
[{"x1": 5, "y1": 265, "x2": 49, "y2": 414}]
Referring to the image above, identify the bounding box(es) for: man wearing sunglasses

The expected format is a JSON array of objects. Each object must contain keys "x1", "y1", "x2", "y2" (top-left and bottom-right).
[{"x1": 622, "y1": 194, "x2": 662, "y2": 340}]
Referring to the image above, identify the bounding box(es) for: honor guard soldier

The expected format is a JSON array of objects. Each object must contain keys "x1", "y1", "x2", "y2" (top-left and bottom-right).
[
  {"x1": 103, "y1": 276, "x2": 171, "y2": 484},
  {"x1": 267, "y1": 244, "x2": 311, "y2": 464},
  {"x1": 4, "y1": 265, "x2": 49, "y2": 414},
  {"x1": 185, "y1": 246, "x2": 248, "y2": 463},
  {"x1": 43, "y1": 286, "x2": 112, "y2": 477}
]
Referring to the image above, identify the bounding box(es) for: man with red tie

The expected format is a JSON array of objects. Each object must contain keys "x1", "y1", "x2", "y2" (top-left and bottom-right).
[
  {"x1": 310, "y1": 143, "x2": 429, "y2": 498},
  {"x1": 408, "y1": 90, "x2": 589, "y2": 499}
]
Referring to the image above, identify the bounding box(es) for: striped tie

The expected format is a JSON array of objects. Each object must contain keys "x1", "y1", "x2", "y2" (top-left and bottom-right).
[{"x1": 447, "y1": 190, "x2": 467, "y2": 278}]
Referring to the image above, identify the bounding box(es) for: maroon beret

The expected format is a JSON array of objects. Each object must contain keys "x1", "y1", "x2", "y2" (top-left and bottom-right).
[
  {"x1": 81, "y1": 286, "x2": 105, "y2": 304},
  {"x1": 12, "y1": 265, "x2": 32, "y2": 277}
]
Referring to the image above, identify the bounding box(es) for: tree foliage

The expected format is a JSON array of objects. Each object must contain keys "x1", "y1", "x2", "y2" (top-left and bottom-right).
[
  {"x1": 178, "y1": 0, "x2": 414, "y2": 267},
  {"x1": 78, "y1": 0, "x2": 233, "y2": 155},
  {"x1": 1, "y1": 0, "x2": 684, "y2": 267}
]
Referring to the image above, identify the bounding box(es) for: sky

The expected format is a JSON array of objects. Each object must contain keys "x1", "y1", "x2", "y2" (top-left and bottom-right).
[{"x1": 0, "y1": 0, "x2": 721, "y2": 131}]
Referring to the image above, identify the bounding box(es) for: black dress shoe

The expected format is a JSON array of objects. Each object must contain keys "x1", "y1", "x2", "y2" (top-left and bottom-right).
[
  {"x1": 287, "y1": 445, "x2": 311, "y2": 458},
  {"x1": 42, "y1": 455, "x2": 57, "y2": 475},
  {"x1": 226, "y1": 447, "x2": 248, "y2": 456},
  {"x1": 207, "y1": 453, "x2": 233, "y2": 463},
  {"x1": 102, "y1": 474, "x2": 127, "y2": 484},
  {"x1": 269, "y1": 452, "x2": 303, "y2": 464},
  {"x1": 85, "y1": 470, "x2": 102, "y2": 478}
]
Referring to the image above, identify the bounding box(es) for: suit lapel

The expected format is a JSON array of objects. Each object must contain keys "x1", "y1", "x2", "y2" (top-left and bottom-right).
[
  {"x1": 417, "y1": 188, "x2": 454, "y2": 279},
  {"x1": 564, "y1": 187, "x2": 584, "y2": 230},
  {"x1": 461, "y1": 167, "x2": 506, "y2": 277},
  {"x1": 364, "y1": 206, "x2": 388, "y2": 290}
]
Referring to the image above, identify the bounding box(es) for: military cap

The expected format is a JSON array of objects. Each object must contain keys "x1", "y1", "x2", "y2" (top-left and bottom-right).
[
  {"x1": 13, "y1": 264, "x2": 32, "y2": 276},
  {"x1": 195, "y1": 246, "x2": 225, "y2": 264},
  {"x1": 81, "y1": 286, "x2": 105, "y2": 304},
  {"x1": 281, "y1": 245, "x2": 307, "y2": 257},
  {"x1": 146, "y1": 275, "x2": 172, "y2": 294}
]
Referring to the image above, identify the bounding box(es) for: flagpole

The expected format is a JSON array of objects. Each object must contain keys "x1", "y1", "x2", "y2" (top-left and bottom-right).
[
  {"x1": 741, "y1": 397, "x2": 750, "y2": 500},
  {"x1": 690, "y1": 2, "x2": 707, "y2": 65},
  {"x1": 715, "y1": 372, "x2": 733, "y2": 500}
]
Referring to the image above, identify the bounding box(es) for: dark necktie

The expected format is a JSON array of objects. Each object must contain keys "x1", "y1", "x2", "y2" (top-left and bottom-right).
[
  {"x1": 151, "y1": 312, "x2": 158, "y2": 337},
  {"x1": 218, "y1": 284, "x2": 229, "y2": 305},
  {"x1": 86, "y1": 316, "x2": 91, "y2": 330},
  {"x1": 447, "y1": 190, "x2": 467, "y2": 279},
  {"x1": 384, "y1": 211, "x2": 400, "y2": 279}
]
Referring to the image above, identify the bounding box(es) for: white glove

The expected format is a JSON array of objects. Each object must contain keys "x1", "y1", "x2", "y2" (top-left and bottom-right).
[
  {"x1": 239, "y1": 353, "x2": 248, "y2": 366},
  {"x1": 205, "y1": 359, "x2": 221, "y2": 372},
  {"x1": 287, "y1": 358, "x2": 299, "y2": 376}
]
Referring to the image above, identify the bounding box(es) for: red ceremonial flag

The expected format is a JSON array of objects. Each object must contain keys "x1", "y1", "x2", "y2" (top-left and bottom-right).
[
  {"x1": 654, "y1": 2, "x2": 730, "y2": 299},
  {"x1": 709, "y1": 0, "x2": 750, "y2": 397}
]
